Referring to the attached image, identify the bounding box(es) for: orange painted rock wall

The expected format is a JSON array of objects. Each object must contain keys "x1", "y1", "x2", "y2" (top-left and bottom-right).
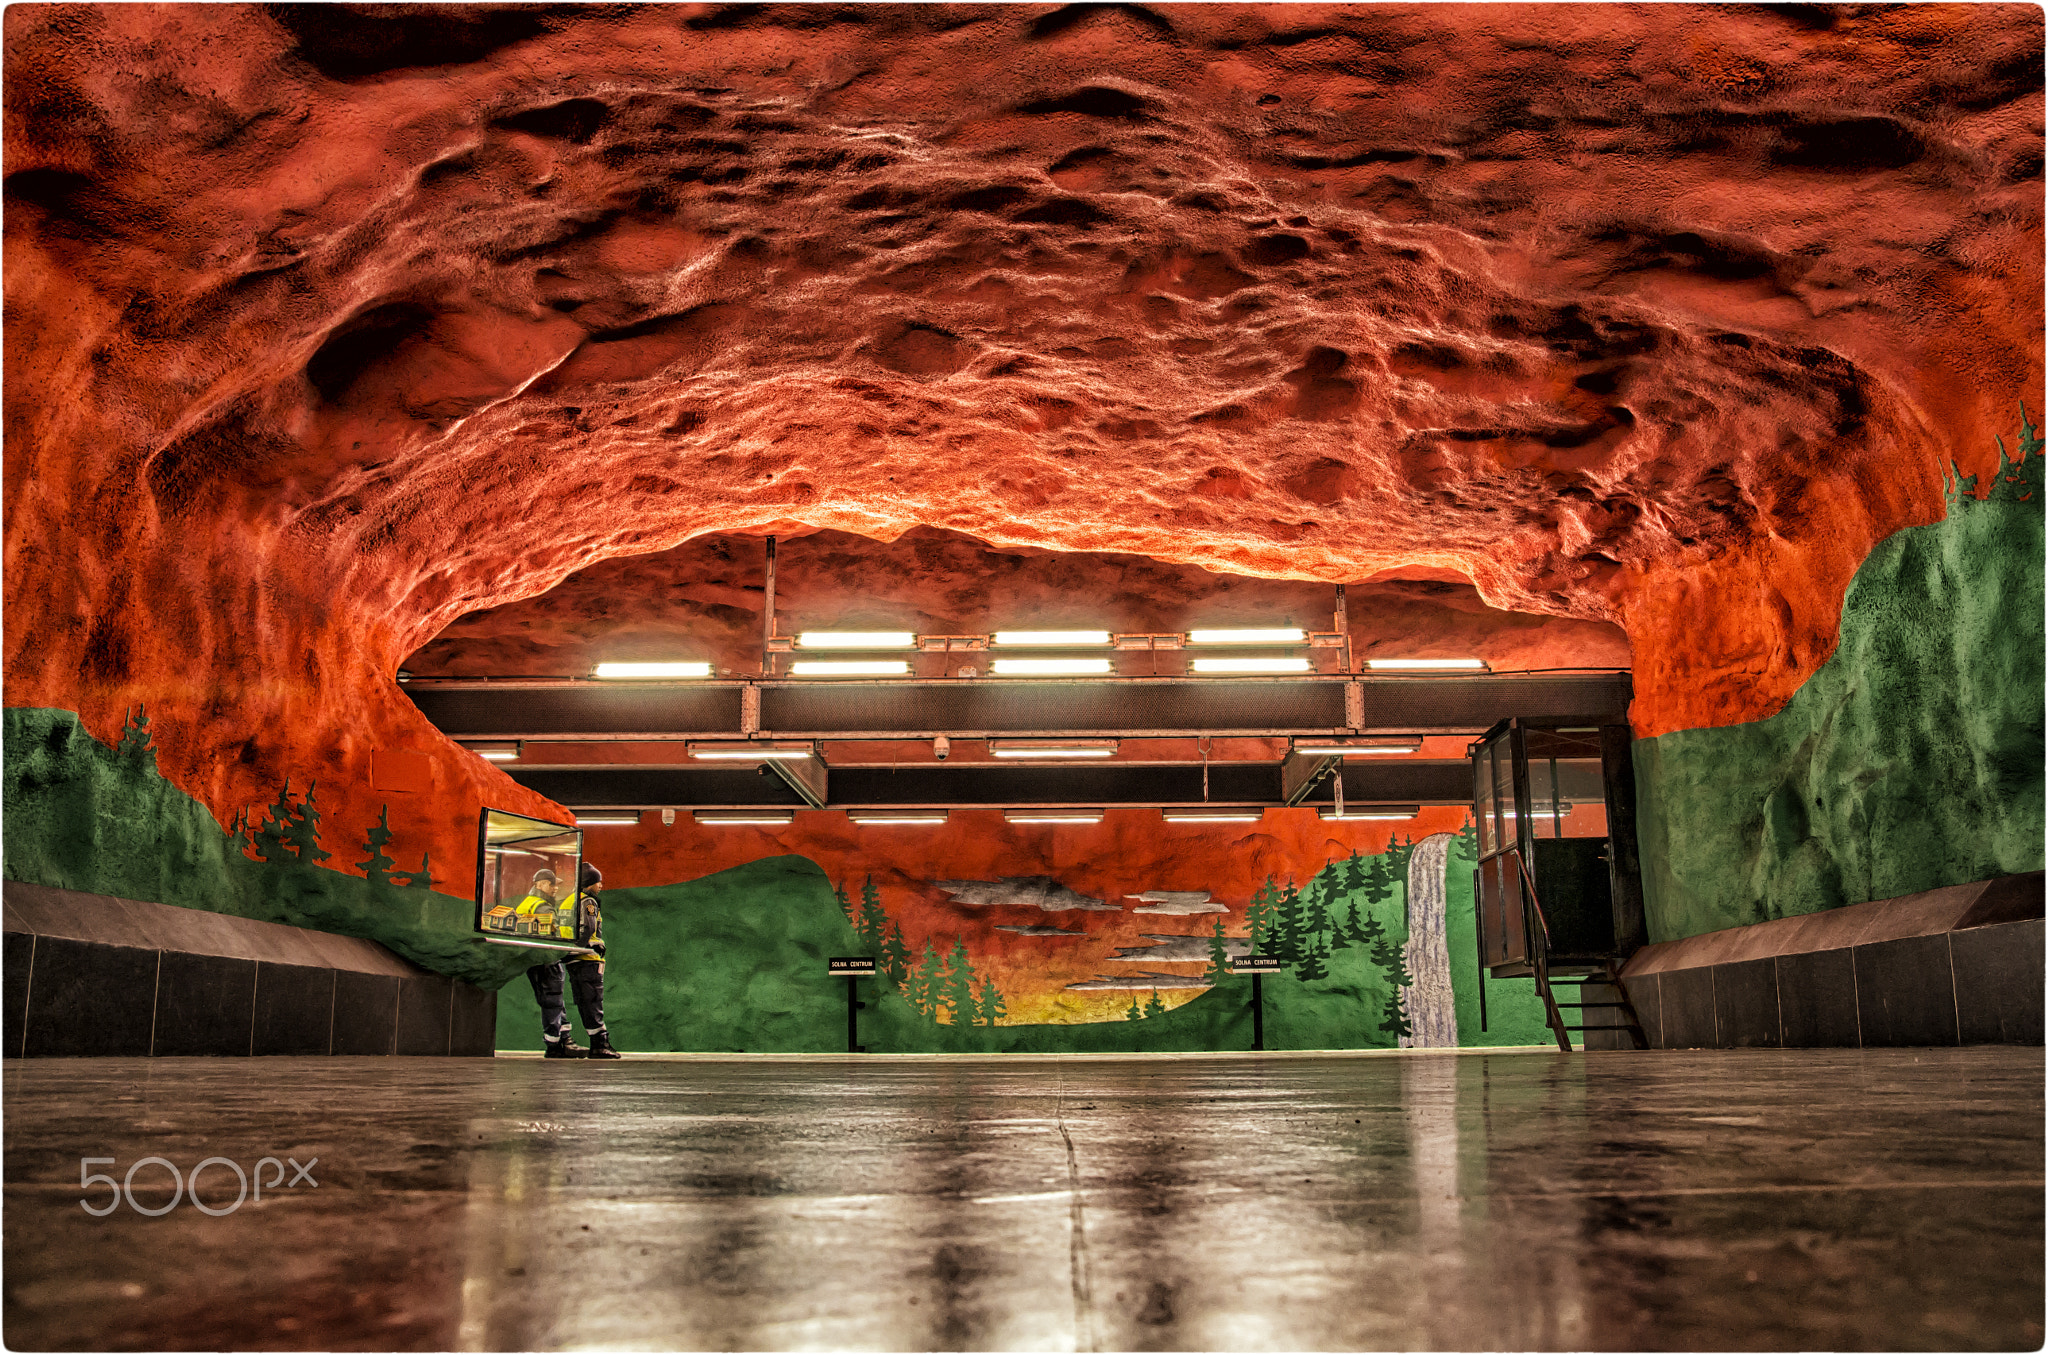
[{"x1": 4, "y1": 4, "x2": 2039, "y2": 897}]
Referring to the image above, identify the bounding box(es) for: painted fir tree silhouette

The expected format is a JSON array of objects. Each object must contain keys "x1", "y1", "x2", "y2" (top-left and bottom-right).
[
  {"x1": 912, "y1": 940, "x2": 946, "y2": 1019},
  {"x1": 942, "y1": 938, "x2": 977, "y2": 1026},
  {"x1": 116, "y1": 705, "x2": 155, "y2": 767},
  {"x1": 973, "y1": 975, "x2": 1007, "y2": 1026},
  {"x1": 392, "y1": 848, "x2": 433, "y2": 891},
  {"x1": 1273, "y1": 880, "x2": 1305, "y2": 965},
  {"x1": 1203, "y1": 919, "x2": 1231, "y2": 984},
  {"x1": 1244, "y1": 878, "x2": 1277, "y2": 954},
  {"x1": 1143, "y1": 989, "x2": 1168, "y2": 1019},
  {"x1": 249, "y1": 776, "x2": 329, "y2": 865},
  {"x1": 856, "y1": 875, "x2": 888, "y2": 950},
  {"x1": 357, "y1": 805, "x2": 398, "y2": 887},
  {"x1": 882, "y1": 920, "x2": 912, "y2": 988},
  {"x1": 1125, "y1": 993, "x2": 1144, "y2": 1021}
]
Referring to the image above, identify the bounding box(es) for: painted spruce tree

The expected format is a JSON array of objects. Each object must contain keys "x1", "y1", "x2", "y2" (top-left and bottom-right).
[
  {"x1": 942, "y1": 938, "x2": 977, "y2": 1026},
  {"x1": 882, "y1": 920, "x2": 912, "y2": 988},
  {"x1": 391, "y1": 849, "x2": 433, "y2": 891},
  {"x1": 247, "y1": 777, "x2": 331, "y2": 865},
  {"x1": 973, "y1": 975, "x2": 1007, "y2": 1026},
  {"x1": 834, "y1": 880, "x2": 853, "y2": 925},
  {"x1": 1143, "y1": 989, "x2": 1168, "y2": 1019},
  {"x1": 1203, "y1": 919, "x2": 1231, "y2": 984},
  {"x1": 912, "y1": 940, "x2": 946, "y2": 1019},
  {"x1": 1372, "y1": 929, "x2": 1415, "y2": 1039},
  {"x1": 1245, "y1": 879, "x2": 1277, "y2": 954},
  {"x1": 1125, "y1": 993, "x2": 1144, "y2": 1021},
  {"x1": 856, "y1": 875, "x2": 888, "y2": 949},
  {"x1": 1273, "y1": 880, "x2": 1305, "y2": 965},
  {"x1": 357, "y1": 806, "x2": 399, "y2": 886},
  {"x1": 282, "y1": 782, "x2": 331, "y2": 865},
  {"x1": 1297, "y1": 924, "x2": 1332, "y2": 982},
  {"x1": 116, "y1": 705, "x2": 155, "y2": 767}
]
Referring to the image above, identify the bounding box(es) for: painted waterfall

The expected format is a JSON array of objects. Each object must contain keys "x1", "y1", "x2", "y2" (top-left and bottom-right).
[{"x1": 1399, "y1": 832, "x2": 1459, "y2": 1048}]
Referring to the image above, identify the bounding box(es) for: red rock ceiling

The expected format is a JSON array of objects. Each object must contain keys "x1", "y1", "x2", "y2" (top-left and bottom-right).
[
  {"x1": 4, "y1": 3, "x2": 2040, "y2": 875},
  {"x1": 404, "y1": 524, "x2": 1630, "y2": 678}
]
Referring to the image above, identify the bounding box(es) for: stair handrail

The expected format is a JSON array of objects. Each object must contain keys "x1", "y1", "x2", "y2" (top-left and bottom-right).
[{"x1": 1511, "y1": 847, "x2": 1574, "y2": 1053}]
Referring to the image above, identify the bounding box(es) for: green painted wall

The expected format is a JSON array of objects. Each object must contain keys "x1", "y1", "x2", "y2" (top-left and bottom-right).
[
  {"x1": 496, "y1": 841, "x2": 1553, "y2": 1053},
  {"x1": 1634, "y1": 420, "x2": 2045, "y2": 941},
  {"x1": 1, "y1": 706, "x2": 536, "y2": 988}
]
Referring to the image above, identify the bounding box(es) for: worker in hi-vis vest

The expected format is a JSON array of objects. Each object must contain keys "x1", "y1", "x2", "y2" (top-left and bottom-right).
[
  {"x1": 564, "y1": 862, "x2": 620, "y2": 1059},
  {"x1": 516, "y1": 869, "x2": 583, "y2": 1058}
]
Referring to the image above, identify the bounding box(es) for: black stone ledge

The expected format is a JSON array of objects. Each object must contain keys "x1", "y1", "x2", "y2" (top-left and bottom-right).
[
  {"x1": 3, "y1": 881, "x2": 496, "y2": 1057},
  {"x1": 1619, "y1": 873, "x2": 2043, "y2": 1050}
]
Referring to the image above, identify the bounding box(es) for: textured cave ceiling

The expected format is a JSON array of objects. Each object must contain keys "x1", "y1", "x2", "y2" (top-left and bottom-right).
[{"x1": 2, "y1": 2, "x2": 2040, "y2": 841}]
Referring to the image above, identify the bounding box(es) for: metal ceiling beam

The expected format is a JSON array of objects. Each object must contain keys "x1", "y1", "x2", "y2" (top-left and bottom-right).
[
  {"x1": 500, "y1": 759, "x2": 1475, "y2": 809},
  {"x1": 405, "y1": 673, "x2": 1629, "y2": 740}
]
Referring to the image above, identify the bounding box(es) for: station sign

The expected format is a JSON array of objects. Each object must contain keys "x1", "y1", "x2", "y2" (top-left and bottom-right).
[
  {"x1": 828, "y1": 957, "x2": 878, "y2": 976},
  {"x1": 1231, "y1": 955, "x2": 1284, "y2": 974}
]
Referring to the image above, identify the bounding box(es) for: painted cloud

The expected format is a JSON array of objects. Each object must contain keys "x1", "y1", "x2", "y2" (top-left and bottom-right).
[
  {"x1": 933, "y1": 876, "x2": 1120, "y2": 912},
  {"x1": 995, "y1": 924, "x2": 1087, "y2": 937},
  {"x1": 1125, "y1": 890, "x2": 1225, "y2": 915},
  {"x1": 1064, "y1": 971, "x2": 1216, "y2": 991},
  {"x1": 1107, "y1": 934, "x2": 1251, "y2": 963}
]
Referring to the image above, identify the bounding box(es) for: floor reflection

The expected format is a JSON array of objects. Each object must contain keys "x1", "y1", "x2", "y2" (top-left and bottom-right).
[{"x1": 4, "y1": 1049, "x2": 2041, "y2": 1351}]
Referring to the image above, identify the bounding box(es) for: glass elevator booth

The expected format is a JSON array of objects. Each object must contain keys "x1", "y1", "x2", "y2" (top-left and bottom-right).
[{"x1": 1471, "y1": 719, "x2": 1647, "y2": 977}]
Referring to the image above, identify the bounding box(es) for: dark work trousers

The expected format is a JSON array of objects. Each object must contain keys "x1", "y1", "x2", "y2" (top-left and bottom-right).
[
  {"x1": 565, "y1": 958, "x2": 606, "y2": 1033},
  {"x1": 526, "y1": 962, "x2": 567, "y2": 1040}
]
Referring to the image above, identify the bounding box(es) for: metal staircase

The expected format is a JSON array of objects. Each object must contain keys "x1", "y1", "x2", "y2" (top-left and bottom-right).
[{"x1": 1516, "y1": 850, "x2": 1647, "y2": 1052}]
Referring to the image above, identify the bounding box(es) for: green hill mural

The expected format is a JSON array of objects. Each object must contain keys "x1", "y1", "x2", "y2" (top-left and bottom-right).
[
  {"x1": 495, "y1": 834, "x2": 1553, "y2": 1053},
  {"x1": 1635, "y1": 410, "x2": 2046, "y2": 941},
  {"x1": 2, "y1": 704, "x2": 537, "y2": 988}
]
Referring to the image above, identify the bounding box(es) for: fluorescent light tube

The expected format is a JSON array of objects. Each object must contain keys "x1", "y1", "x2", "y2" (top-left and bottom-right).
[
  {"x1": 992, "y1": 630, "x2": 1112, "y2": 646},
  {"x1": 848, "y1": 811, "x2": 950, "y2": 825},
  {"x1": 1187, "y1": 628, "x2": 1306, "y2": 645},
  {"x1": 791, "y1": 660, "x2": 911, "y2": 676},
  {"x1": 462, "y1": 741, "x2": 523, "y2": 762},
  {"x1": 573, "y1": 812, "x2": 642, "y2": 826},
  {"x1": 1190, "y1": 657, "x2": 1312, "y2": 674},
  {"x1": 1319, "y1": 806, "x2": 1420, "y2": 821},
  {"x1": 593, "y1": 661, "x2": 712, "y2": 679},
  {"x1": 686, "y1": 742, "x2": 816, "y2": 760},
  {"x1": 1004, "y1": 810, "x2": 1104, "y2": 824},
  {"x1": 795, "y1": 632, "x2": 916, "y2": 649},
  {"x1": 991, "y1": 658, "x2": 1114, "y2": 676},
  {"x1": 1291, "y1": 738, "x2": 1423, "y2": 756},
  {"x1": 1162, "y1": 809, "x2": 1264, "y2": 823},
  {"x1": 693, "y1": 810, "x2": 795, "y2": 825},
  {"x1": 988, "y1": 740, "x2": 1118, "y2": 759},
  {"x1": 1366, "y1": 658, "x2": 1489, "y2": 671}
]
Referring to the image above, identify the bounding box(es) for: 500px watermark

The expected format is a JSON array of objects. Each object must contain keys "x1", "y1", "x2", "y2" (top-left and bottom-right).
[{"x1": 79, "y1": 1156, "x2": 318, "y2": 1216}]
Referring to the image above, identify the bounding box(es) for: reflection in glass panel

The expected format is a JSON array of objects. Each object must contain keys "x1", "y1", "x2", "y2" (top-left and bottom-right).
[
  {"x1": 1489, "y1": 741, "x2": 1516, "y2": 849},
  {"x1": 477, "y1": 808, "x2": 582, "y2": 939}
]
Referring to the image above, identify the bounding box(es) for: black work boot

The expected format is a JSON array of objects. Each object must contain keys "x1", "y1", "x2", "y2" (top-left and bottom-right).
[
  {"x1": 544, "y1": 1034, "x2": 587, "y2": 1059},
  {"x1": 586, "y1": 1029, "x2": 622, "y2": 1059}
]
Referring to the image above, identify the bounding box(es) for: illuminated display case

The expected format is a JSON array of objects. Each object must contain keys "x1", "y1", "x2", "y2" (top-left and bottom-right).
[{"x1": 474, "y1": 807, "x2": 583, "y2": 942}]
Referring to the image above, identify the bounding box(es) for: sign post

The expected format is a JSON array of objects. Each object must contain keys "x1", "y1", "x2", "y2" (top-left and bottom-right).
[
  {"x1": 1231, "y1": 955, "x2": 1283, "y2": 1051},
  {"x1": 828, "y1": 957, "x2": 876, "y2": 1053}
]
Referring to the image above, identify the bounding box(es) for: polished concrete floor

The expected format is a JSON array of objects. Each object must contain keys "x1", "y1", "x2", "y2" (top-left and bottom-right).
[{"x1": 3, "y1": 1048, "x2": 2041, "y2": 1351}]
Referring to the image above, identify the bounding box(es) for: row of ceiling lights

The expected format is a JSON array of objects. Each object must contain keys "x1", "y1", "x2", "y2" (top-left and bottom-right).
[
  {"x1": 567, "y1": 805, "x2": 1425, "y2": 827},
  {"x1": 461, "y1": 736, "x2": 1427, "y2": 763},
  {"x1": 588, "y1": 629, "x2": 1489, "y2": 679}
]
